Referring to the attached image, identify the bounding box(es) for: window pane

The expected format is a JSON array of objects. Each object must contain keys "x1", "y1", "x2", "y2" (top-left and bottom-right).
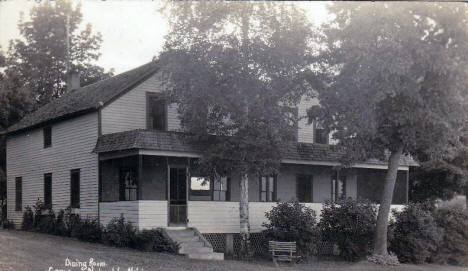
[
  {"x1": 149, "y1": 97, "x2": 166, "y2": 130},
  {"x1": 44, "y1": 174, "x2": 52, "y2": 209},
  {"x1": 190, "y1": 177, "x2": 210, "y2": 190},
  {"x1": 261, "y1": 177, "x2": 267, "y2": 191},
  {"x1": 268, "y1": 177, "x2": 274, "y2": 193},
  {"x1": 43, "y1": 126, "x2": 52, "y2": 148},
  {"x1": 71, "y1": 170, "x2": 80, "y2": 208},
  {"x1": 260, "y1": 192, "x2": 267, "y2": 202},
  {"x1": 15, "y1": 177, "x2": 22, "y2": 211}
]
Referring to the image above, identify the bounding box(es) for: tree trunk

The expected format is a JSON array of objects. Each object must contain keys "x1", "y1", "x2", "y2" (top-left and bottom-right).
[
  {"x1": 239, "y1": 172, "x2": 251, "y2": 257},
  {"x1": 373, "y1": 145, "x2": 404, "y2": 256}
]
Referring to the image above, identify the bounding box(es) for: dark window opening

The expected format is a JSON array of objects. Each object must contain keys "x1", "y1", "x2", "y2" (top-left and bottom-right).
[
  {"x1": 70, "y1": 169, "x2": 80, "y2": 208},
  {"x1": 15, "y1": 177, "x2": 22, "y2": 211},
  {"x1": 147, "y1": 94, "x2": 167, "y2": 130},
  {"x1": 331, "y1": 172, "x2": 346, "y2": 202},
  {"x1": 296, "y1": 175, "x2": 313, "y2": 203},
  {"x1": 314, "y1": 127, "x2": 329, "y2": 144},
  {"x1": 119, "y1": 167, "x2": 138, "y2": 201},
  {"x1": 213, "y1": 176, "x2": 230, "y2": 201},
  {"x1": 44, "y1": 173, "x2": 52, "y2": 209},
  {"x1": 43, "y1": 126, "x2": 52, "y2": 148},
  {"x1": 260, "y1": 176, "x2": 276, "y2": 202}
]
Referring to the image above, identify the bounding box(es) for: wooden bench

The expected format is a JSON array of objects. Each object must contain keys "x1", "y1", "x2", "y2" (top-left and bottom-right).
[{"x1": 268, "y1": 241, "x2": 299, "y2": 266}]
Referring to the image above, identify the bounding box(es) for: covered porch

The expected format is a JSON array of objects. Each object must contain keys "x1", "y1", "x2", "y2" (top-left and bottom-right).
[{"x1": 98, "y1": 153, "x2": 409, "y2": 233}]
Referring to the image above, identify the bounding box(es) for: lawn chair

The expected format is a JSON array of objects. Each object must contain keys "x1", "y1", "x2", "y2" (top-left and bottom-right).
[{"x1": 268, "y1": 241, "x2": 300, "y2": 267}]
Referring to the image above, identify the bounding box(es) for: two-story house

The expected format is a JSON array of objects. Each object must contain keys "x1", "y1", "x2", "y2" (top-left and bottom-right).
[{"x1": 6, "y1": 61, "x2": 415, "y2": 256}]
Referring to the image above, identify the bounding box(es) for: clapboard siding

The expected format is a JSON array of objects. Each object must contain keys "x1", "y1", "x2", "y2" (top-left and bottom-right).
[
  {"x1": 6, "y1": 113, "x2": 99, "y2": 226},
  {"x1": 188, "y1": 201, "x2": 240, "y2": 233},
  {"x1": 99, "y1": 201, "x2": 139, "y2": 227},
  {"x1": 101, "y1": 73, "x2": 180, "y2": 135},
  {"x1": 138, "y1": 201, "x2": 168, "y2": 230},
  {"x1": 298, "y1": 96, "x2": 318, "y2": 144},
  {"x1": 99, "y1": 201, "x2": 167, "y2": 230}
]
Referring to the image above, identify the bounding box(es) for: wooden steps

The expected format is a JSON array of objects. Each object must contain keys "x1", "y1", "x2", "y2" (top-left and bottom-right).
[{"x1": 164, "y1": 228, "x2": 224, "y2": 261}]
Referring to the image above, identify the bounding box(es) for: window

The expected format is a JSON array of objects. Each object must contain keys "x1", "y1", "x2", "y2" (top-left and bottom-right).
[
  {"x1": 331, "y1": 172, "x2": 346, "y2": 202},
  {"x1": 15, "y1": 177, "x2": 22, "y2": 211},
  {"x1": 314, "y1": 127, "x2": 328, "y2": 144},
  {"x1": 43, "y1": 126, "x2": 52, "y2": 148},
  {"x1": 260, "y1": 176, "x2": 276, "y2": 202},
  {"x1": 70, "y1": 169, "x2": 80, "y2": 208},
  {"x1": 296, "y1": 175, "x2": 313, "y2": 203},
  {"x1": 44, "y1": 173, "x2": 52, "y2": 209},
  {"x1": 147, "y1": 93, "x2": 167, "y2": 130},
  {"x1": 119, "y1": 168, "x2": 138, "y2": 201},
  {"x1": 190, "y1": 176, "x2": 211, "y2": 196},
  {"x1": 213, "y1": 176, "x2": 230, "y2": 201}
]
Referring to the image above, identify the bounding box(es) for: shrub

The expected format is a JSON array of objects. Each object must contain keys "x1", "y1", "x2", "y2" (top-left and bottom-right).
[
  {"x1": 102, "y1": 216, "x2": 136, "y2": 247},
  {"x1": 36, "y1": 211, "x2": 56, "y2": 234},
  {"x1": 431, "y1": 207, "x2": 468, "y2": 266},
  {"x1": 72, "y1": 217, "x2": 102, "y2": 243},
  {"x1": 65, "y1": 209, "x2": 82, "y2": 237},
  {"x1": 133, "y1": 229, "x2": 175, "y2": 252},
  {"x1": 2, "y1": 219, "x2": 15, "y2": 229},
  {"x1": 390, "y1": 202, "x2": 443, "y2": 264},
  {"x1": 54, "y1": 210, "x2": 67, "y2": 236},
  {"x1": 21, "y1": 206, "x2": 34, "y2": 231},
  {"x1": 367, "y1": 252, "x2": 399, "y2": 266},
  {"x1": 318, "y1": 198, "x2": 377, "y2": 261},
  {"x1": 263, "y1": 201, "x2": 318, "y2": 256}
]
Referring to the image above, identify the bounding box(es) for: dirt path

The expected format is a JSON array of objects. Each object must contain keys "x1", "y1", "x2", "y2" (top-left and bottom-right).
[{"x1": 0, "y1": 229, "x2": 465, "y2": 271}]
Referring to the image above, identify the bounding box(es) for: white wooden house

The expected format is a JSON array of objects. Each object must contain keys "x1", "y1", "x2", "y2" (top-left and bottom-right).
[{"x1": 6, "y1": 61, "x2": 415, "y2": 253}]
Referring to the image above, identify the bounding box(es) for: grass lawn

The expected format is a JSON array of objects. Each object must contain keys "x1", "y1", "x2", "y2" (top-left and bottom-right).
[{"x1": 0, "y1": 229, "x2": 465, "y2": 271}]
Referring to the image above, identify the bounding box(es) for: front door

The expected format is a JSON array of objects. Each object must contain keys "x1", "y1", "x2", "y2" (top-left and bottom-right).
[{"x1": 169, "y1": 167, "x2": 187, "y2": 225}]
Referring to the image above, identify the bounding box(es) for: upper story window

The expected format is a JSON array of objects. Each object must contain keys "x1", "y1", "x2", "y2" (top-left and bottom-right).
[
  {"x1": 260, "y1": 175, "x2": 277, "y2": 202},
  {"x1": 43, "y1": 126, "x2": 52, "y2": 148},
  {"x1": 147, "y1": 93, "x2": 167, "y2": 131},
  {"x1": 314, "y1": 122, "x2": 328, "y2": 144},
  {"x1": 296, "y1": 175, "x2": 313, "y2": 203}
]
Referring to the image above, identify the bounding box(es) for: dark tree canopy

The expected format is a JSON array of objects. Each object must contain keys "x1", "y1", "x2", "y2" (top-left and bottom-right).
[
  {"x1": 310, "y1": 2, "x2": 468, "y2": 163},
  {"x1": 159, "y1": 1, "x2": 316, "y2": 176}
]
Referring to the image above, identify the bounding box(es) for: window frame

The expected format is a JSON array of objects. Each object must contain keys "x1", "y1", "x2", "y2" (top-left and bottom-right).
[
  {"x1": 189, "y1": 176, "x2": 211, "y2": 197},
  {"x1": 70, "y1": 169, "x2": 80, "y2": 208},
  {"x1": 146, "y1": 92, "x2": 168, "y2": 131},
  {"x1": 331, "y1": 171, "x2": 346, "y2": 202},
  {"x1": 259, "y1": 175, "x2": 277, "y2": 202},
  {"x1": 212, "y1": 176, "x2": 230, "y2": 201},
  {"x1": 15, "y1": 177, "x2": 22, "y2": 211},
  {"x1": 119, "y1": 167, "x2": 138, "y2": 201},
  {"x1": 44, "y1": 173, "x2": 52, "y2": 209},
  {"x1": 43, "y1": 126, "x2": 52, "y2": 148}
]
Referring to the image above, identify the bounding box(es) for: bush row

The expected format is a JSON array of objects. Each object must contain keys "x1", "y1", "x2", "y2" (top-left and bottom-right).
[
  {"x1": 21, "y1": 199, "x2": 175, "y2": 253},
  {"x1": 263, "y1": 199, "x2": 468, "y2": 265}
]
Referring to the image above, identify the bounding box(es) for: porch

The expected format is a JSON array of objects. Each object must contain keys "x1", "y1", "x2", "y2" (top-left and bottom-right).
[{"x1": 98, "y1": 154, "x2": 409, "y2": 233}]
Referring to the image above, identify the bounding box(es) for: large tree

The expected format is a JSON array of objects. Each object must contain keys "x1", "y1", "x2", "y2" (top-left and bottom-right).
[
  {"x1": 158, "y1": 1, "x2": 315, "y2": 255},
  {"x1": 310, "y1": 2, "x2": 468, "y2": 257},
  {"x1": 1, "y1": 0, "x2": 113, "y2": 110}
]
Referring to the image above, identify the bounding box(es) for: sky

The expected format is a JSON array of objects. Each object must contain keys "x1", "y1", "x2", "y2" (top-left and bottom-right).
[{"x1": 0, "y1": 0, "x2": 329, "y2": 74}]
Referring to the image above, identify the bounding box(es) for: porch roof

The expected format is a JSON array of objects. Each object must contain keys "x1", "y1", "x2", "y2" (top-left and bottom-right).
[{"x1": 93, "y1": 129, "x2": 418, "y2": 167}]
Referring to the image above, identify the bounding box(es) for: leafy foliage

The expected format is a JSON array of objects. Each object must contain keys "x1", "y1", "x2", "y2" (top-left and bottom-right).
[
  {"x1": 159, "y1": 1, "x2": 315, "y2": 176},
  {"x1": 318, "y1": 198, "x2": 377, "y2": 261},
  {"x1": 72, "y1": 217, "x2": 102, "y2": 243},
  {"x1": 431, "y1": 208, "x2": 468, "y2": 266},
  {"x1": 102, "y1": 216, "x2": 137, "y2": 248},
  {"x1": 390, "y1": 203, "x2": 443, "y2": 264},
  {"x1": 21, "y1": 206, "x2": 34, "y2": 231},
  {"x1": 263, "y1": 201, "x2": 318, "y2": 256},
  {"x1": 133, "y1": 229, "x2": 176, "y2": 253}
]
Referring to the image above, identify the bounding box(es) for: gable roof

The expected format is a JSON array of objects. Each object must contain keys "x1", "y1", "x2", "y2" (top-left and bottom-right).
[
  {"x1": 94, "y1": 129, "x2": 418, "y2": 167},
  {"x1": 7, "y1": 61, "x2": 160, "y2": 134}
]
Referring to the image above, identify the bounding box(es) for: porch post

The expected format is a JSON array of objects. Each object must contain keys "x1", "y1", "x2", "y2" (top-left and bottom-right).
[
  {"x1": 406, "y1": 169, "x2": 409, "y2": 204},
  {"x1": 138, "y1": 154, "x2": 143, "y2": 200}
]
